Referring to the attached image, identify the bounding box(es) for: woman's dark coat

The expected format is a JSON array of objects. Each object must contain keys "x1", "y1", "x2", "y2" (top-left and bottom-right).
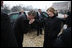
[{"x1": 43, "y1": 16, "x2": 62, "y2": 47}]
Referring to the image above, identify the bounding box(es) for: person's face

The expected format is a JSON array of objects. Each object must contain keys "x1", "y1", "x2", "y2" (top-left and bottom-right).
[
  {"x1": 47, "y1": 10, "x2": 54, "y2": 17},
  {"x1": 27, "y1": 14, "x2": 35, "y2": 20},
  {"x1": 21, "y1": 10, "x2": 24, "y2": 13},
  {"x1": 21, "y1": 9, "x2": 24, "y2": 13},
  {"x1": 38, "y1": 9, "x2": 41, "y2": 13}
]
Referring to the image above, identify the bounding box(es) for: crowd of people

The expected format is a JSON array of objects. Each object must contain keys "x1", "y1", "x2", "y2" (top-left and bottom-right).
[{"x1": 1, "y1": 1, "x2": 71, "y2": 47}]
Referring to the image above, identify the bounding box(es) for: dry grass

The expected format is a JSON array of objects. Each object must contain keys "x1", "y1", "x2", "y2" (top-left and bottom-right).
[
  {"x1": 22, "y1": 28, "x2": 63, "y2": 47},
  {"x1": 22, "y1": 30, "x2": 44, "y2": 47}
]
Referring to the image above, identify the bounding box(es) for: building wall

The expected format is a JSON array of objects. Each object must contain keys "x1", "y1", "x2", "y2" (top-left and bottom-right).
[{"x1": 51, "y1": 1, "x2": 71, "y2": 13}]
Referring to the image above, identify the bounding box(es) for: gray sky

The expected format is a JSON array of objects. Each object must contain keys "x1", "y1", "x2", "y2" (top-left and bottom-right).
[{"x1": 4, "y1": 1, "x2": 68, "y2": 10}]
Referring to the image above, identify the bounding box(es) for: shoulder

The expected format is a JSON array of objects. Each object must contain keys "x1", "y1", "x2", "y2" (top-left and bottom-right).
[
  {"x1": 1, "y1": 12, "x2": 9, "y2": 20},
  {"x1": 1, "y1": 12, "x2": 8, "y2": 16}
]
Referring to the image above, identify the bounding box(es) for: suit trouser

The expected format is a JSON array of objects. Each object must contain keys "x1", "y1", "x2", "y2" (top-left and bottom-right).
[
  {"x1": 37, "y1": 22, "x2": 43, "y2": 36},
  {"x1": 15, "y1": 31, "x2": 23, "y2": 47}
]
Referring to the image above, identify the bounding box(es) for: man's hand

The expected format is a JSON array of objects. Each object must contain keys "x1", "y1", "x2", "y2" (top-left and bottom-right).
[{"x1": 29, "y1": 19, "x2": 35, "y2": 24}]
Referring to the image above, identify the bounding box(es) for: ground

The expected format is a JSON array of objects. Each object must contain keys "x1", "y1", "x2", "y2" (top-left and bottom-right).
[
  {"x1": 22, "y1": 28, "x2": 63, "y2": 47},
  {"x1": 22, "y1": 30, "x2": 44, "y2": 47}
]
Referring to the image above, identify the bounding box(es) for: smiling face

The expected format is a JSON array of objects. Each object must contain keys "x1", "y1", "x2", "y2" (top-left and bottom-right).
[
  {"x1": 46, "y1": 7, "x2": 55, "y2": 17},
  {"x1": 47, "y1": 10, "x2": 54, "y2": 17}
]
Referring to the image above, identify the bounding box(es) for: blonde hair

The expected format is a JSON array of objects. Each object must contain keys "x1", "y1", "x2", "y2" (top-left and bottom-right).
[{"x1": 47, "y1": 7, "x2": 55, "y2": 14}]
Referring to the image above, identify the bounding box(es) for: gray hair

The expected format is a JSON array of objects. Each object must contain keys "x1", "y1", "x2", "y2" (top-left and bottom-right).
[{"x1": 28, "y1": 10, "x2": 37, "y2": 17}]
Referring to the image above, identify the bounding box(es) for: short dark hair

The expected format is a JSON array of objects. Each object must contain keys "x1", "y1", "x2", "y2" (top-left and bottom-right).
[
  {"x1": 38, "y1": 9, "x2": 41, "y2": 10},
  {"x1": 28, "y1": 10, "x2": 36, "y2": 17}
]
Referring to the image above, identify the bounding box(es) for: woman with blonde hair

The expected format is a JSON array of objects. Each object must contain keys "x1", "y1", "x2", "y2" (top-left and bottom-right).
[{"x1": 43, "y1": 7, "x2": 62, "y2": 47}]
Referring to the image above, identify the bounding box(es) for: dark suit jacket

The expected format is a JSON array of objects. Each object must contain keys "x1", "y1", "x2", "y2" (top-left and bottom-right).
[
  {"x1": 35, "y1": 12, "x2": 43, "y2": 21},
  {"x1": 53, "y1": 27, "x2": 71, "y2": 47},
  {"x1": 61, "y1": 27, "x2": 71, "y2": 47},
  {"x1": 14, "y1": 16, "x2": 39, "y2": 35},
  {"x1": 1, "y1": 12, "x2": 18, "y2": 47}
]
